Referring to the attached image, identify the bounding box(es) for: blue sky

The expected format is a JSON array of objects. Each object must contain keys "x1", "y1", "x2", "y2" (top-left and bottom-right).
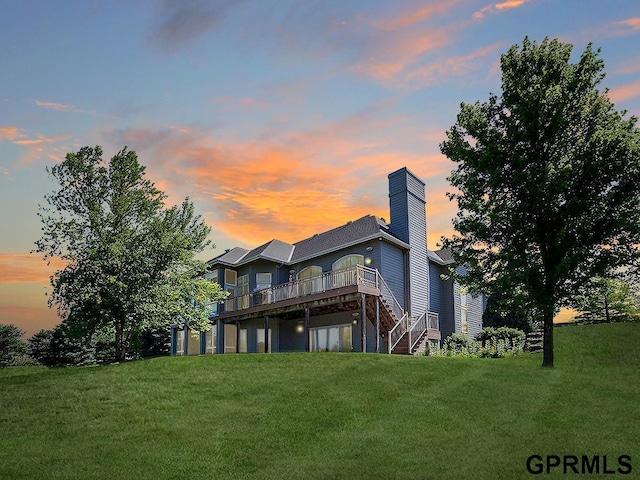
[{"x1": 1, "y1": 0, "x2": 639, "y2": 338}]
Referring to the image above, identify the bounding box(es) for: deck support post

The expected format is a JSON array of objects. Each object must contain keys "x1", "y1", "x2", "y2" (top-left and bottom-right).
[
  {"x1": 375, "y1": 296, "x2": 380, "y2": 353},
  {"x1": 235, "y1": 321, "x2": 240, "y2": 353},
  {"x1": 305, "y1": 308, "x2": 310, "y2": 352},
  {"x1": 361, "y1": 293, "x2": 366, "y2": 353},
  {"x1": 264, "y1": 316, "x2": 269, "y2": 353}
]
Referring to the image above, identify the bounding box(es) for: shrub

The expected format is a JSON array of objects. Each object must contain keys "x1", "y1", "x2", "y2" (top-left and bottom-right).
[{"x1": 433, "y1": 327, "x2": 526, "y2": 358}]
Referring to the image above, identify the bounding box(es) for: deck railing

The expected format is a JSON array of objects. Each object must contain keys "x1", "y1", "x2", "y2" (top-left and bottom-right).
[{"x1": 219, "y1": 265, "x2": 382, "y2": 313}]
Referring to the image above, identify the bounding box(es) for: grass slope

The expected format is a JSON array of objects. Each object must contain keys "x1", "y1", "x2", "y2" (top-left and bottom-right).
[{"x1": 1, "y1": 323, "x2": 638, "y2": 479}]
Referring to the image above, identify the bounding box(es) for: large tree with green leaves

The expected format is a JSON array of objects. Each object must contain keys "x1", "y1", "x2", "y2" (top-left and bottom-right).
[
  {"x1": 35, "y1": 146, "x2": 226, "y2": 362},
  {"x1": 440, "y1": 38, "x2": 640, "y2": 367}
]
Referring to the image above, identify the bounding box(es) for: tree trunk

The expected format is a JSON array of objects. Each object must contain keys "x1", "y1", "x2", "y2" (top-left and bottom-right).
[
  {"x1": 541, "y1": 308, "x2": 554, "y2": 368},
  {"x1": 114, "y1": 317, "x2": 125, "y2": 363}
]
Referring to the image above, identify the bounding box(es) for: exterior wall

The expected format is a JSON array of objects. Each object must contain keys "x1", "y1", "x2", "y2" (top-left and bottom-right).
[
  {"x1": 466, "y1": 293, "x2": 484, "y2": 339},
  {"x1": 388, "y1": 168, "x2": 429, "y2": 317},
  {"x1": 379, "y1": 241, "x2": 406, "y2": 310},
  {"x1": 290, "y1": 243, "x2": 381, "y2": 279},
  {"x1": 428, "y1": 259, "x2": 442, "y2": 314}
]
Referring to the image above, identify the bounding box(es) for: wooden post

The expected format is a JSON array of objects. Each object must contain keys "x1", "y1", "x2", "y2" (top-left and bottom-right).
[
  {"x1": 361, "y1": 293, "x2": 366, "y2": 353},
  {"x1": 305, "y1": 308, "x2": 310, "y2": 352},
  {"x1": 375, "y1": 296, "x2": 380, "y2": 353},
  {"x1": 235, "y1": 321, "x2": 240, "y2": 353},
  {"x1": 264, "y1": 316, "x2": 269, "y2": 353}
]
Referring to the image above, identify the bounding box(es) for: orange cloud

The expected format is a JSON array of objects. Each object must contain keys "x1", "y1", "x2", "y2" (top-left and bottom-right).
[
  {"x1": 474, "y1": 0, "x2": 527, "y2": 19},
  {"x1": 0, "y1": 126, "x2": 26, "y2": 142},
  {"x1": 0, "y1": 302, "x2": 60, "y2": 339},
  {"x1": 0, "y1": 253, "x2": 65, "y2": 284}
]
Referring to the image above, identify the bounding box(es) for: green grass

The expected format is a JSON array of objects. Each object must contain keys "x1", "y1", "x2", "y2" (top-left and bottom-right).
[{"x1": 1, "y1": 323, "x2": 639, "y2": 479}]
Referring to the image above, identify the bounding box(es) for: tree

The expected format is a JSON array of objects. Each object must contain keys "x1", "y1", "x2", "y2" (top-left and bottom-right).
[
  {"x1": 572, "y1": 276, "x2": 640, "y2": 323},
  {"x1": 482, "y1": 292, "x2": 535, "y2": 334},
  {"x1": 440, "y1": 38, "x2": 640, "y2": 367},
  {"x1": 34, "y1": 146, "x2": 226, "y2": 362},
  {"x1": 0, "y1": 324, "x2": 29, "y2": 367}
]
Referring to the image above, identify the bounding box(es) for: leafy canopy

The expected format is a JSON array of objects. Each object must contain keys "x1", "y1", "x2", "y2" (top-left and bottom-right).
[
  {"x1": 440, "y1": 37, "x2": 640, "y2": 367},
  {"x1": 34, "y1": 146, "x2": 226, "y2": 362}
]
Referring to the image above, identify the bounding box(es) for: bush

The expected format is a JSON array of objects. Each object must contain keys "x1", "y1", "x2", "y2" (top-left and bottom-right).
[{"x1": 433, "y1": 327, "x2": 526, "y2": 358}]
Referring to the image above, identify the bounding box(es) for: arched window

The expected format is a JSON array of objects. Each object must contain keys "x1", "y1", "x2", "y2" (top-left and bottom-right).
[
  {"x1": 297, "y1": 266, "x2": 323, "y2": 295},
  {"x1": 332, "y1": 254, "x2": 364, "y2": 287}
]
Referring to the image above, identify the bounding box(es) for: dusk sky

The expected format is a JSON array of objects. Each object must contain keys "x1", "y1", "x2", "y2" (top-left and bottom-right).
[{"x1": 1, "y1": 0, "x2": 639, "y2": 339}]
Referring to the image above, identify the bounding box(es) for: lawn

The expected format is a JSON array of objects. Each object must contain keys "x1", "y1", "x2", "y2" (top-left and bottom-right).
[{"x1": 1, "y1": 322, "x2": 638, "y2": 479}]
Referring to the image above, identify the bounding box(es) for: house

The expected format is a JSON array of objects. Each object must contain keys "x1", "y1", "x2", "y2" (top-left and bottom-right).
[{"x1": 171, "y1": 167, "x2": 485, "y2": 356}]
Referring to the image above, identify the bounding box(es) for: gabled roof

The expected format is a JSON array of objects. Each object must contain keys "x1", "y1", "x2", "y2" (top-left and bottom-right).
[
  {"x1": 209, "y1": 246, "x2": 249, "y2": 265},
  {"x1": 208, "y1": 214, "x2": 409, "y2": 267},
  {"x1": 428, "y1": 248, "x2": 454, "y2": 265},
  {"x1": 240, "y1": 239, "x2": 294, "y2": 264},
  {"x1": 290, "y1": 215, "x2": 383, "y2": 262}
]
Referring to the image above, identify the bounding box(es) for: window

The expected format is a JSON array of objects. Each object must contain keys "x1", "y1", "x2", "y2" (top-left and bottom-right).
[
  {"x1": 309, "y1": 324, "x2": 352, "y2": 352},
  {"x1": 461, "y1": 308, "x2": 468, "y2": 333},
  {"x1": 205, "y1": 327, "x2": 217, "y2": 354},
  {"x1": 332, "y1": 255, "x2": 364, "y2": 287},
  {"x1": 224, "y1": 269, "x2": 237, "y2": 286},
  {"x1": 460, "y1": 287, "x2": 468, "y2": 333},
  {"x1": 297, "y1": 266, "x2": 322, "y2": 295},
  {"x1": 187, "y1": 329, "x2": 201, "y2": 355},
  {"x1": 256, "y1": 272, "x2": 272, "y2": 290},
  {"x1": 239, "y1": 329, "x2": 248, "y2": 353},
  {"x1": 238, "y1": 274, "x2": 249, "y2": 309},
  {"x1": 175, "y1": 329, "x2": 185, "y2": 356},
  {"x1": 224, "y1": 324, "x2": 237, "y2": 353},
  {"x1": 206, "y1": 270, "x2": 219, "y2": 283},
  {"x1": 257, "y1": 328, "x2": 272, "y2": 353},
  {"x1": 224, "y1": 269, "x2": 238, "y2": 312}
]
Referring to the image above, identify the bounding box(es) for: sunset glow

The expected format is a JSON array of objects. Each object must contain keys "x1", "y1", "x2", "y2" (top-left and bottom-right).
[{"x1": 1, "y1": 1, "x2": 638, "y2": 338}]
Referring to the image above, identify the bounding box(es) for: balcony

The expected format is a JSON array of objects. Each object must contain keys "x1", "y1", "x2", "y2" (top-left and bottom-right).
[{"x1": 208, "y1": 265, "x2": 383, "y2": 321}]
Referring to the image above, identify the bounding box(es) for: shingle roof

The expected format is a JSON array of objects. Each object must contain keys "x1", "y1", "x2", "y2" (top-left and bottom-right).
[
  {"x1": 241, "y1": 239, "x2": 294, "y2": 264},
  {"x1": 290, "y1": 215, "x2": 385, "y2": 262},
  {"x1": 208, "y1": 215, "x2": 408, "y2": 266},
  {"x1": 432, "y1": 248, "x2": 454, "y2": 263},
  {"x1": 210, "y1": 247, "x2": 249, "y2": 265}
]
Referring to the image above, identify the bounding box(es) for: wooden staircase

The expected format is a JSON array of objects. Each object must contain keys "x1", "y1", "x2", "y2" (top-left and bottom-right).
[{"x1": 358, "y1": 267, "x2": 439, "y2": 355}]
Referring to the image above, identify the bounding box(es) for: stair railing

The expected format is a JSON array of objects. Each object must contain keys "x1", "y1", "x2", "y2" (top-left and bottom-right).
[
  {"x1": 388, "y1": 313, "x2": 408, "y2": 354},
  {"x1": 375, "y1": 270, "x2": 405, "y2": 323},
  {"x1": 409, "y1": 312, "x2": 427, "y2": 353}
]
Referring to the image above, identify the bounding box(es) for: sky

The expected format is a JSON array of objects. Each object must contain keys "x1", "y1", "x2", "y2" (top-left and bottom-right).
[{"x1": 1, "y1": 0, "x2": 639, "y2": 339}]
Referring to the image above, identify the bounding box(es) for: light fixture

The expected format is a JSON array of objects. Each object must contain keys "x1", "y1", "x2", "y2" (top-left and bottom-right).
[
  {"x1": 289, "y1": 269, "x2": 296, "y2": 274},
  {"x1": 365, "y1": 245, "x2": 374, "y2": 252},
  {"x1": 365, "y1": 257, "x2": 372, "y2": 265},
  {"x1": 296, "y1": 320, "x2": 304, "y2": 333},
  {"x1": 351, "y1": 311, "x2": 359, "y2": 324}
]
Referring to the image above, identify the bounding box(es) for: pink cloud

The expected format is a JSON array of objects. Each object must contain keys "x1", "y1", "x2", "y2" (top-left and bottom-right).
[
  {"x1": 34, "y1": 100, "x2": 73, "y2": 111},
  {"x1": 607, "y1": 82, "x2": 640, "y2": 103},
  {"x1": 0, "y1": 126, "x2": 26, "y2": 142},
  {"x1": 374, "y1": 0, "x2": 464, "y2": 31},
  {"x1": 474, "y1": 0, "x2": 527, "y2": 19},
  {"x1": 617, "y1": 17, "x2": 640, "y2": 31}
]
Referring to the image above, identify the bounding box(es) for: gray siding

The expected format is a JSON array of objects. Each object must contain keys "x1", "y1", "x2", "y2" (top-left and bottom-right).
[
  {"x1": 466, "y1": 293, "x2": 484, "y2": 339},
  {"x1": 428, "y1": 259, "x2": 442, "y2": 313},
  {"x1": 438, "y1": 265, "x2": 455, "y2": 341},
  {"x1": 388, "y1": 168, "x2": 429, "y2": 317},
  {"x1": 379, "y1": 242, "x2": 406, "y2": 310}
]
